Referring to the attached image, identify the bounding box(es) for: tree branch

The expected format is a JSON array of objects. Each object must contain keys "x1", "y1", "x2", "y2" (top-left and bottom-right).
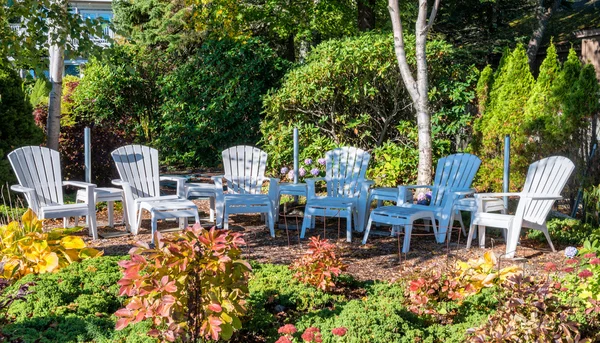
[
  {"x1": 423, "y1": 0, "x2": 441, "y2": 34},
  {"x1": 388, "y1": 0, "x2": 419, "y2": 102}
]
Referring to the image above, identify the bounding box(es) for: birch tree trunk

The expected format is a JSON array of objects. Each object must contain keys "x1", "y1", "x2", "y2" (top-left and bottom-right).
[
  {"x1": 527, "y1": 0, "x2": 561, "y2": 69},
  {"x1": 388, "y1": 0, "x2": 440, "y2": 185},
  {"x1": 46, "y1": 0, "x2": 65, "y2": 151},
  {"x1": 47, "y1": 43, "x2": 64, "y2": 150}
]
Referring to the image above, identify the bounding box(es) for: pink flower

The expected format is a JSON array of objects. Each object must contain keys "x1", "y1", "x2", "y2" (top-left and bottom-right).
[
  {"x1": 566, "y1": 258, "x2": 579, "y2": 264},
  {"x1": 332, "y1": 327, "x2": 348, "y2": 336},
  {"x1": 302, "y1": 327, "x2": 322, "y2": 342},
  {"x1": 591, "y1": 258, "x2": 600, "y2": 265},
  {"x1": 544, "y1": 262, "x2": 557, "y2": 272},
  {"x1": 579, "y1": 269, "x2": 594, "y2": 279},
  {"x1": 276, "y1": 336, "x2": 293, "y2": 343},
  {"x1": 563, "y1": 267, "x2": 575, "y2": 273},
  {"x1": 278, "y1": 324, "x2": 298, "y2": 335},
  {"x1": 585, "y1": 253, "x2": 596, "y2": 258}
]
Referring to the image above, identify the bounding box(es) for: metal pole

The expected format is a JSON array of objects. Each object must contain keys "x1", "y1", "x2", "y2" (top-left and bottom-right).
[
  {"x1": 293, "y1": 128, "x2": 299, "y2": 185},
  {"x1": 84, "y1": 127, "x2": 91, "y2": 183},
  {"x1": 503, "y1": 135, "x2": 510, "y2": 209}
]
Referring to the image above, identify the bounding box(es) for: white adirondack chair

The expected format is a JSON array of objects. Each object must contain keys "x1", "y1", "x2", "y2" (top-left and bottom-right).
[
  {"x1": 468, "y1": 156, "x2": 574, "y2": 259},
  {"x1": 111, "y1": 145, "x2": 198, "y2": 239},
  {"x1": 8, "y1": 146, "x2": 98, "y2": 239},
  {"x1": 301, "y1": 147, "x2": 373, "y2": 239},
  {"x1": 398, "y1": 153, "x2": 482, "y2": 243},
  {"x1": 213, "y1": 145, "x2": 279, "y2": 237}
]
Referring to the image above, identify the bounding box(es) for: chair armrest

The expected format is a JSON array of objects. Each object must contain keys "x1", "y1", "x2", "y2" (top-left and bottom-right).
[
  {"x1": 525, "y1": 194, "x2": 563, "y2": 201},
  {"x1": 451, "y1": 188, "x2": 476, "y2": 196},
  {"x1": 160, "y1": 176, "x2": 187, "y2": 198},
  {"x1": 474, "y1": 192, "x2": 522, "y2": 199},
  {"x1": 10, "y1": 184, "x2": 35, "y2": 194},
  {"x1": 63, "y1": 181, "x2": 96, "y2": 189}
]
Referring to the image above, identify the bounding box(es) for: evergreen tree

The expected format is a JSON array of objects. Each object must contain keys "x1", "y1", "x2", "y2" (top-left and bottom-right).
[
  {"x1": 474, "y1": 44, "x2": 535, "y2": 191},
  {"x1": 0, "y1": 63, "x2": 44, "y2": 185},
  {"x1": 476, "y1": 65, "x2": 494, "y2": 114},
  {"x1": 523, "y1": 42, "x2": 561, "y2": 159}
]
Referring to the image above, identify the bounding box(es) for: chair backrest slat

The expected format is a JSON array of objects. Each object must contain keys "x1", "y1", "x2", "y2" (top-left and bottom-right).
[
  {"x1": 222, "y1": 145, "x2": 268, "y2": 195},
  {"x1": 522, "y1": 156, "x2": 574, "y2": 225},
  {"x1": 325, "y1": 147, "x2": 370, "y2": 198},
  {"x1": 112, "y1": 145, "x2": 161, "y2": 199},
  {"x1": 431, "y1": 153, "x2": 481, "y2": 207},
  {"x1": 8, "y1": 146, "x2": 64, "y2": 207}
]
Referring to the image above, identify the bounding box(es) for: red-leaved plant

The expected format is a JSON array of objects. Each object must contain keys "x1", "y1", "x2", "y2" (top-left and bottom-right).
[
  {"x1": 114, "y1": 224, "x2": 252, "y2": 342},
  {"x1": 290, "y1": 236, "x2": 346, "y2": 292}
]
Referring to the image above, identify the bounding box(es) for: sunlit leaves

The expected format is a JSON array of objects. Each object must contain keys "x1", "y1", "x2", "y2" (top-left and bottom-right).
[
  {"x1": 290, "y1": 236, "x2": 346, "y2": 292},
  {"x1": 0, "y1": 209, "x2": 103, "y2": 280},
  {"x1": 114, "y1": 224, "x2": 251, "y2": 342}
]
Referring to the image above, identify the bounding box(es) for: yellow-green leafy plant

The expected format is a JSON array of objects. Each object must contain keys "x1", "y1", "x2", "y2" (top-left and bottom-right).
[
  {"x1": 456, "y1": 250, "x2": 522, "y2": 294},
  {"x1": 0, "y1": 209, "x2": 103, "y2": 280}
]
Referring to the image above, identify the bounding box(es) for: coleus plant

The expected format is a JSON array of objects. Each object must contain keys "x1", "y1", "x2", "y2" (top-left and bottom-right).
[
  {"x1": 114, "y1": 225, "x2": 252, "y2": 342},
  {"x1": 290, "y1": 236, "x2": 346, "y2": 292},
  {"x1": 0, "y1": 209, "x2": 103, "y2": 280}
]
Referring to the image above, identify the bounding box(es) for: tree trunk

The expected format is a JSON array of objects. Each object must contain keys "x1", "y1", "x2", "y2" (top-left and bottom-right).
[
  {"x1": 46, "y1": 0, "x2": 65, "y2": 151},
  {"x1": 47, "y1": 41, "x2": 64, "y2": 151},
  {"x1": 388, "y1": 0, "x2": 438, "y2": 185},
  {"x1": 358, "y1": 0, "x2": 376, "y2": 32},
  {"x1": 527, "y1": 0, "x2": 561, "y2": 70}
]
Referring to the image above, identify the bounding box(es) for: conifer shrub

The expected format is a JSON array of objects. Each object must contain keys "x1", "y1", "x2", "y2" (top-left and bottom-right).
[
  {"x1": 0, "y1": 63, "x2": 44, "y2": 186},
  {"x1": 471, "y1": 44, "x2": 535, "y2": 191}
]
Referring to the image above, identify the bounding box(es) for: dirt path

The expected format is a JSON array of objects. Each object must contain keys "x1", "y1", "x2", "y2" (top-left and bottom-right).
[{"x1": 59, "y1": 199, "x2": 563, "y2": 282}]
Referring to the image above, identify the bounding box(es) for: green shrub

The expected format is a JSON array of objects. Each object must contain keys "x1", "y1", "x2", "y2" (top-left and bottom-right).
[
  {"x1": 261, "y1": 32, "x2": 475, "y2": 184},
  {"x1": 1, "y1": 256, "x2": 153, "y2": 343},
  {"x1": 158, "y1": 38, "x2": 288, "y2": 168},
  {"x1": 526, "y1": 218, "x2": 595, "y2": 246},
  {"x1": 0, "y1": 62, "x2": 44, "y2": 186}
]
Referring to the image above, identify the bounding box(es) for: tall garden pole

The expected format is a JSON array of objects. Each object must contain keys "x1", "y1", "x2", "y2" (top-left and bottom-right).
[
  {"x1": 503, "y1": 135, "x2": 510, "y2": 209},
  {"x1": 293, "y1": 128, "x2": 299, "y2": 202},
  {"x1": 84, "y1": 127, "x2": 91, "y2": 183}
]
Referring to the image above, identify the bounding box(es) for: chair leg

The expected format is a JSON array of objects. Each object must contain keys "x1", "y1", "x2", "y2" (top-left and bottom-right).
[
  {"x1": 267, "y1": 208, "x2": 275, "y2": 238},
  {"x1": 88, "y1": 212, "x2": 98, "y2": 240},
  {"x1": 150, "y1": 213, "x2": 158, "y2": 244},
  {"x1": 541, "y1": 227, "x2": 556, "y2": 252},
  {"x1": 362, "y1": 216, "x2": 374, "y2": 244},
  {"x1": 301, "y1": 213, "x2": 312, "y2": 239},
  {"x1": 136, "y1": 208, "x2": 143, "y2": 236},
  {"x1": 122, "y1": 201, "x2": 128, "y2": 227},
  {"x1": 194, "y1": 211, "x2": 200, "y2": 226},
  {"x1": 346, "y1": 209, "x2": 352, "y2": 243},
  {"x1": 402, "y1": 224, "x2": 412, "y2": 253},
  {"x1": 478, "y1": 225, "x2": 486, "y2": 249},
  {"x1": 63, "y1": 217, "x2": 69, "y2": 228},
  {"x1": 223, "y1": 206, "x2": 230, "y2": 230},
  {"x1": 107, "y1": 201, "x2": 114, "y2": 228},
  {"x1": 209, "y1": 197, "x2": 215, "y2": 222},
  {"x1": 466, "y1": 221, "x2": 476, "y2": 249}
]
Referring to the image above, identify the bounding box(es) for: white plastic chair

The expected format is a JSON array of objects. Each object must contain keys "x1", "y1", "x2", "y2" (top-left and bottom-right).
[
  {"x1": 111, "y1": 145, "x2": 199, "y2": 241},
  {"x1": 212, "y1": 145, "x2": 279, "y2": 237},
  {"x1": 301, "y1": 147, "x2": 373, "y2": 240},
  {"x1": 397, "y1": 153, "x2": 482, "y2": 243},
  {"x1": 468, "y1": 156, "x2": 574, "y2": 258},
  {"x1": 8, "y1": 146, "x2": 98, "y2": 239}
]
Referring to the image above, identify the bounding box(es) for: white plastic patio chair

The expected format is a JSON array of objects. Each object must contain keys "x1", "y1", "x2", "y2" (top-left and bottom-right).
[
  {"x1": 111, "y1": 145, "x2": 199, "y2": 242},
  {"x1": 362, "y1": 153, "x2": 481, "y2": 247},
  {"x1": 301, "y1": 147, "x2": 373, "y2": 241},
  {"x1": 468, "y1": 156, "x2": 574, "y2": 258},
  {"x1": 212, "y1": 145, "x2": 279, "y2": 237},
  {"x1": 8, "y1": 146, "x2": 99, "y2": 239}
]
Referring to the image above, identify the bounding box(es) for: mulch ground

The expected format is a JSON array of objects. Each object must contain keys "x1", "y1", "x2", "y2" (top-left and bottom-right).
[{"x1": 48, "y1": 198, "x2": 564, "y2": 282}]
